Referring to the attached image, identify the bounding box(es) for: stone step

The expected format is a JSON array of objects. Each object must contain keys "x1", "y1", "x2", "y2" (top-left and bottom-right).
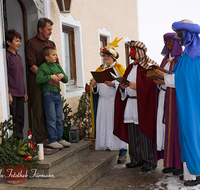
[
  {"x1": 31, "y1": 141, "x2": 92, "y2": 176},
  {"x1": 0, "y1": 150, "x2": 118, "y2": 190}
]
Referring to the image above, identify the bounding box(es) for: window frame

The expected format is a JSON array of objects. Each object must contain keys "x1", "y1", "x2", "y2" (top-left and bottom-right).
[
  {"x1": 98, "y1": 28, "x2": 111, "y2": 65},
  {"x1": 62, "y1": 25, "x2": 77, "y2": 85},
  {"x1": 60, "y1": 15, "x2": 85, "y2": 98},
  {"x1": 124, "y1": 37, "x2": 132, "y2": 68},
  {"x1": 125, "y1": 43, "x2": 130, "y2": 67}
]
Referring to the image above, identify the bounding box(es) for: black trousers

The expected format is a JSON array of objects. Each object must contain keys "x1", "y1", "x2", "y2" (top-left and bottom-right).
[
  {"x1": 28, "y1": 72, "x2": 48, "y2": 143},
  {"x1": 10, "y1": 96, "x2": 24, "y2": 139},
  {"x1": 127, "y1": 123, "x2": 157, "y2": 167}
]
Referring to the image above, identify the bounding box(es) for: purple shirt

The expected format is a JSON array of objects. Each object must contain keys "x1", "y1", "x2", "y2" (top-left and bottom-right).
[{"x1": 6, "y1": 50, "x2": 25, "y2": 97}]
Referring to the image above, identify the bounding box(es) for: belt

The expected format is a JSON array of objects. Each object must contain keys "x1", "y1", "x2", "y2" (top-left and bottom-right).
[
  {"x1": 127, "y1": 95, "x2": 137, "y2": 99},
  {"x1": 161, "y1": 87, "x2": 166, "y2": 92}
]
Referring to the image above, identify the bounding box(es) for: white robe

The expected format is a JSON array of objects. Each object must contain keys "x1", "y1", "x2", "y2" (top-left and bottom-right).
[
  {"x1": 164, "y1": 71, "x2": 197, "y2": 181},
  {"x1": 120, "y1": 65, "x2": 138, "y2": 124},
  {"x1": 156, "y1": 57, "x2": 171, "y2": 151},
  {"x1": 94, "y1": 62, "x2": 128, "y2": 151}
]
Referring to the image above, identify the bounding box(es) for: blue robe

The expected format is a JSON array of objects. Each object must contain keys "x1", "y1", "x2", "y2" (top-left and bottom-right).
[{"x1": 173, "y1": 53, "x2": 200, "y2": 175}]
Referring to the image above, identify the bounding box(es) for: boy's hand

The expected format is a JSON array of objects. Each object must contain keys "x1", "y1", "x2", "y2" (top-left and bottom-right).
[
  {"x1": 24, "y1": 94, "x2": 28, "y2": 102},
  {"x1": 154, "y1": 69, "x2": 165, "y2": 77},
  {"x1": 51, "y1": 74, "x2": 60, "y2": 83},
  {"x1": 57, "y1": 73, "x2": 64, "y2": 80},
  {"x1": 153, "y1": 79, "x2": 165, "y2": 85},
  {"x1": 129, "y1": 81, "x2": 136, "y2": 90},
  {"x1": 120, "y1": 82, "x2": 128, "y2": 89},
  {"x1": 104, "y1": 81, "x2": 114, "y2": 87},
  {"x1": 92, "y1": 81, "x2": 97, "y2": 88}
]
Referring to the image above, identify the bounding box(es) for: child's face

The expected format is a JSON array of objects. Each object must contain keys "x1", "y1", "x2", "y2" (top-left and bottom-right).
[
  {"x1": 45, "y1": 49, "x2": 57, "y2": 63},
  {"x1": 7, "y1": 37, "x2": 21, "y2": 51}
]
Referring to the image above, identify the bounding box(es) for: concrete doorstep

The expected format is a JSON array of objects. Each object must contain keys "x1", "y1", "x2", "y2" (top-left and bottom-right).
[{"x1": 0, "y1": 141, "x2": 118, "y2": 190}]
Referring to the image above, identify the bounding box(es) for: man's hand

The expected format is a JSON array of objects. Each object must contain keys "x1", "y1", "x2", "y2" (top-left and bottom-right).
[
  {"x1": 24, "y1": 94, "x2": 28, "y2": 102},
  {"x1": 48, "y1": 79, "x2": 59, "y2": 86},
  {"x1": 51, "y1": 74, "x2": 60, "y2": 83},
  {"x1": 129, "y1": 81, "x2": 136, "y2": 90},
  {"x1": 57, "y1": 73, "x2": 64, "y2": 80},
  {"x1": 29, "y1": 65, "x2": 38, "y2": 75},
  {"x1": 9, "y1": 93, "x2": 13, "y2": 105},
  {"x1": 92, "y1": 81, "x2": 97, "y2": 88},
  {"x1": 153, "y1": 79, "x2": 165, "y2": 85},
  {"x1": 104, "y1": 81, "x2": 114, "y2": 87},
  {"x1": 120, "y1": 82, "x2": 129, "y2": 89}
]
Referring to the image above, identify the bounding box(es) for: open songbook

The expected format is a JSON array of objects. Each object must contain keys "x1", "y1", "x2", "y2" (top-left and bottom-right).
[
  {"x1": 110, "y1": 72, "x2": 130, "y2": 85},
  {"x1": 90, "y1": 67, "x2": 116, "y2": 83},
  {"x1": 140, "y1": 65, "x2": 173, "y2": 80}
]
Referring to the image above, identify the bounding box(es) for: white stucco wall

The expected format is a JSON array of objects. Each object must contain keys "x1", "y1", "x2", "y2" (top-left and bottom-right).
[
  {"x1": 50, "y1": 0, "x2": 138, "y2": 113},
  {"x1": 0, "y1": 0, "x2": 138, "y2": 118}
]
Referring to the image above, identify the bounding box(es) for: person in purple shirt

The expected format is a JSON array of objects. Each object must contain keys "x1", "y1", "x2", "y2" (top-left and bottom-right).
[{"x1": 6, "y1": 29, "x2": 28, "y2": 139}]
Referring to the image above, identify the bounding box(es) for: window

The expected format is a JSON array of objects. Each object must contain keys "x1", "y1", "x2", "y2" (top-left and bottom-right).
[
  {"x1": 100, "y1": 35, "x2": 107, "y2": 65},
  {"x1": 62, "y1": 25, "x2": 76, "y2": 85},
  {"x1": 98, "y1": 28, "x2": 111, "y2": 65},
  {"x1": 125, "y1": 43, "x2": 131, "y2": 67},
  {"x1": 56, "y1": 0, "x2": 72, "y2": 13},
  {"x1": 60, "y1": 15, "x2": 85, "y2": 98}
]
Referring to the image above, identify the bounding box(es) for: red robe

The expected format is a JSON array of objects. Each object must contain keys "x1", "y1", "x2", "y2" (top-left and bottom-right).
[{"x1": 114, "y1": 64, "x2": 157, "y2": 143}]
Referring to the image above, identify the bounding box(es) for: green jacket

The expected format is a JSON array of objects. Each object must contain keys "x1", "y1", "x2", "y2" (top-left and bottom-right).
[{"x1": 36, "y1": 61, "x2": 68, "y2": 92}]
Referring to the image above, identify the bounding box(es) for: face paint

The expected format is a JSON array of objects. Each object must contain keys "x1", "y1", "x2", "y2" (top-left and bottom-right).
[
  {"x1": 166, "y1": 38, "x2": 173, "y2": 52},
  {"x1": 130, "y1": 47, "x2": 136, "y2": 59},
  {"x1": 177, "y1": 30, "x2": 183, "y2": 45}
]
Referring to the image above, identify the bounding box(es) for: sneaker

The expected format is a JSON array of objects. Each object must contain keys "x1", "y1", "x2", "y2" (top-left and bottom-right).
[
  {"x1": 47, "y1": 141, "x2": 64, "y2": 149},
  {"x1": 59, "y1": 140, "x2": 71, "y2": 147},
  {"x1": 117, "y1": 156, "x2": 126, "y2": 164}
]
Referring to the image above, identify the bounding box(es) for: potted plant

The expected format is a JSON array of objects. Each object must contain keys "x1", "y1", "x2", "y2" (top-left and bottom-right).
[
  {"x1": 72, "y1": 83, "x2": 95, "y2": 149},
  {"x1": 62, "y1": 82, "x2": 94, "y2": 148},
  {"x1": 0, "y1": 118, "x2": 39, "y2": 184},
  {"x1": 62, "y1": 97, "x2": 73, "y2": 142}
]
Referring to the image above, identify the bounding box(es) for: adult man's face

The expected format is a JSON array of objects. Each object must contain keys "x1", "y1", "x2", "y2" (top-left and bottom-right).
[
  {"x1": 39, "y1": 23, "x2": 53, "y2": 40},
  {"x1": 177, "y1": 30, "x2": 183, "y2": 45}
]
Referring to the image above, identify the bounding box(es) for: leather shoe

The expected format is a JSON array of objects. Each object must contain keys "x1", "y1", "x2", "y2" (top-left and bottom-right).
[
  {"x1": 173, "y1": 169, "x2": 183, "y2": 176},
  {"x1": 126, "y1": 162, "x2": 142, "y2": 168},
  {"x1": 41, "y1": 139, "x2": 49, "y2": 147},
  {"x1": 141, "y1": 165, "x2": 157, "y2": 172},
  {"x1": 184, "y1": 178, "x2": 200, "y2": 186},
  {"x1": 179, "y1": 175, "x2": 183, "y2": 180},
  {"x1": 162, "y1": 167, "x2": 175, "y2": 173}
]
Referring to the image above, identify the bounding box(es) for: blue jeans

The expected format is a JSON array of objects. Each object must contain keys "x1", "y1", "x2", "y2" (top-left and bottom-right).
[
  {"x1": 119, "y1": 149, "x2": 127, "y2": 157},
  {"x1": 43, "y1": 90, "x2": 63, "y2": 144}
]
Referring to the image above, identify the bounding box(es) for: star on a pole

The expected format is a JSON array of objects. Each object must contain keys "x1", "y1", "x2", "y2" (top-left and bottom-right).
[{"x1": 108, "y1": 37, "x2": 123, "y2": 47}]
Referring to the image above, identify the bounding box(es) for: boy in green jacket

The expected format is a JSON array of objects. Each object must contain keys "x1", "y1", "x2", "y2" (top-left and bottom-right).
[{"x1": 36, "y1": 46, "x2": 71, "y2": 149}]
